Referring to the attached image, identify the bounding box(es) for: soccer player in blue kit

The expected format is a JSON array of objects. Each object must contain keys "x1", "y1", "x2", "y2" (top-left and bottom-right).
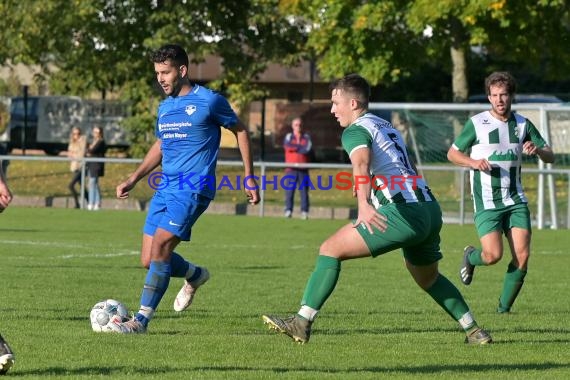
[{"x1": 112, "y1": 44, "x2": 260, "y2": 333}]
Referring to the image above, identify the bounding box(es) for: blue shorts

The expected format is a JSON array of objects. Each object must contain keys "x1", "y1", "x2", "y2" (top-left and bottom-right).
[{"x1": 143, "y1": 191, "x2": 211, "y2": 241}]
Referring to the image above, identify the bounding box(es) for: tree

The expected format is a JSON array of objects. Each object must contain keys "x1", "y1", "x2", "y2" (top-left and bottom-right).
[
  {"x1": 281, "y1": 0, "x2": 570, "y2": 102},
  {"x1": 0, "y1": 0, "x2": 307, "y2": 155}
]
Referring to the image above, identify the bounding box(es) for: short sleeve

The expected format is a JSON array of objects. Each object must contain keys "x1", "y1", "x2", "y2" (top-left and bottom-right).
[
  {"x1": 453, "y1": 119, "x2": 477, "y2": 152},
  {"x1": 210, "y1": 93, "x2": 238, "y2": 129},
  {"x1": 341, "y1": 124, "x2": 372, "y2": 157},
  {"x1": 523, "y1": 119, "x2": 548, "y2": 148}
]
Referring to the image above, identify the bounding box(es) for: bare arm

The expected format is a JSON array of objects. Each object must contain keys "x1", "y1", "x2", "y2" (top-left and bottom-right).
[
  {"x1": 523, "y1": 141, "x2": 555, "y2": 164},
  {"x1": 350, "y1": 148, "x2": 387, "y2": 233},
  {"x1": 0, "y1": 163, "x2": 12, "y2": 212},
  {"x1": 229, "y1": 121, "x2": 260, "y2": 204},
  {"x1": 116, "y1": 140, "x2": 162, "y2": 199},
  {"x1": 447, "y1": 146, "x2": 492, "y2": 172}
]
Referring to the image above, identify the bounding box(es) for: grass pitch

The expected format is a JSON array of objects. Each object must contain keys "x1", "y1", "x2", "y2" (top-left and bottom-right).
[{"x1": 1, "y1": 207, "x2": 569, "y2": 379}]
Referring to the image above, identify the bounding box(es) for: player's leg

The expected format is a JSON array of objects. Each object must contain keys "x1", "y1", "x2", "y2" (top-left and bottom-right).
[
  {"x1": 263, "y1": 223, "x2": 371, "y2": 343},
  {"x1": 407, "y1": 261, "x2": 491, "y2": 344},
  {"x1": 405, "y1": 201, "x2": 491, "y2": 344},
  {"x1": 171, "y1": 193, "x2": 212, "y2": 312},
  {"x1": 113, "y1": 228, "x2": 180, "y2": 333},
  {"x1": 141, "y1": 207, "x2": 202, "y2": 280},
  {"x1": 498, "y1": 205, "x2": 531, "y2": 313},
  {"x1": 460, "y1": 209, "x2": 505, "y2": 285}
]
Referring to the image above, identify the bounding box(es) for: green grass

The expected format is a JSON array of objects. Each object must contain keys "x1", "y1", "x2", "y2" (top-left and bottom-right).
[{"x1": 1, "y1": 207, "x2": 569, "y2": 379}]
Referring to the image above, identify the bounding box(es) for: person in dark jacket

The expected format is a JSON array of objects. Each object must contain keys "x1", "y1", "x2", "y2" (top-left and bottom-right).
[{"x1": 86, "y1": 127, "x2": 106, "y2": 210}]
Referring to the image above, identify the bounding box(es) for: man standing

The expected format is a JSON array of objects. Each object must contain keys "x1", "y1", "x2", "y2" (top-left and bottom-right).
[
  {"x1": 113, "y1": 44, "x2": 259, "y2": 333},
  {"x1": 283, "y1": 117, "x2": 312, "y2": 219},
  {"x1": 447, "y1": 71, "x2": 554, "y2": 313},
  {"x1": 263, "y1": 74, "x2": 491, "y2": 345}
]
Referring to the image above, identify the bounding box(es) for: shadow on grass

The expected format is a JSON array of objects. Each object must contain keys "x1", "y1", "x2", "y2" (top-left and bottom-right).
[{"x1": 12, "y1": 362, "x2": 570, "y2": 377}]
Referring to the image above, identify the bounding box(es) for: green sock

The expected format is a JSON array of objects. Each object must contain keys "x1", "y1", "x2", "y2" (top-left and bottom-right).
[
  {"x1": 300, "y1": 255, "x2": 341, "y2": 310},
  {"x1": 468, "y1": 247, "x2": 486, "y2": 266},
  {"x1": 498, "y1": 263, "x2": 526, "y2": 312},
  {"x1": 426, "y1": 274, "x2": 472, "y2": 324}
]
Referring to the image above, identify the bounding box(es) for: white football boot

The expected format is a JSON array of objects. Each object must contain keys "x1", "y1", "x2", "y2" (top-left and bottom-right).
[{"x1": 173, "y1": 267, "x2": 210, "y2": 312}]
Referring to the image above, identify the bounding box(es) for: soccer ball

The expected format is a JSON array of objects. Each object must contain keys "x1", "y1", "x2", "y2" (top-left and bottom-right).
[{"x1": 90, "y1": 299, "x2": 130, "y2": 332}]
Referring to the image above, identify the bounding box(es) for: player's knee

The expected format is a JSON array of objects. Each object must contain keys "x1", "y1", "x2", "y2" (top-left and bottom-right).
[
  {"x1": 484, "y1": 250, "x2": 502, "y2": 265},
  {"x1": 140, "y1": 256, "x2": 151, "y2": 269},
  {"x1": 319, "y1": 240, "x2": 343, "y2": 258}
]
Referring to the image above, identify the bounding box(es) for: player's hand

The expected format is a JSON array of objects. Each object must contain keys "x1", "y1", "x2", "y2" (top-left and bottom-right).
[
  {"x1": 522, "y1": 141, "x2": 538, "y2": 156},
  {"x1": 0, "y1": 183, "x2": 12, "y2": 212},
  {"x1": 244, "y1": 176, "x2": 260, "y2": 205},
  {"x1": 116, "y1": 180, "x2": 135, "y2": 199},
  {"x1": 471, "y1": 158, "x2": 492, "y2": 172},
  {"x1": 352, "y1": 186, "x2": 358, "y2": 198},
  {"x1": 353, "y1": 203, "x2": 387, "y2": 234}
]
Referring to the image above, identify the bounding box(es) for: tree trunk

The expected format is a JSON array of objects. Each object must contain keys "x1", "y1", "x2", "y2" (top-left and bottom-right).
[
  {"x1": 449, "y1": 18, "x2": 470, "y2": 209},
  {"x1": 450, "y1": 18, "x2": 468, "y2": 103}
]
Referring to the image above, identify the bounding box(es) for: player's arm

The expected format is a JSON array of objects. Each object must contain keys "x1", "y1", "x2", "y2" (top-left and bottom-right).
[
  {"x1": 229, "y1": 120, "x2": 260, "y2": 205},
  {"x1": 523, "y1": 141, "x2": 554, "y2": 163},
  {"x1": 447, "y1": 120, "x2": 491, "y2": 171},
  {"x1": 523, "y1": 121, "x2": 555, "y2": 163},
  {"x1": 0, "y1": 162, "x2": 12, "y2": 212},
  {"x1": 350, "y1": 147, "x2": 387, "y2": 234},
  {"x1": 116, "y1": 140, "x2": 162, "y2": 199},
  {"x1": 447, "y1": 146, "x2": 491, "y2": 171}
]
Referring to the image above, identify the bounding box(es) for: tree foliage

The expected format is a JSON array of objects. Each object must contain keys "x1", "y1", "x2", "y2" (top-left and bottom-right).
[
  {"x1": 0, "y1": 0, "x2": 306, "y2": 155},
  {"x1": 1, "y1": 0, "x2": 569, "y2": 154}
]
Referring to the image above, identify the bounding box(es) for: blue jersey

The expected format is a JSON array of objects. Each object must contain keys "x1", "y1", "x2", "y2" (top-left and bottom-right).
[{"x1": 156, "y1": 85, "x2": 237, "y2": 198}]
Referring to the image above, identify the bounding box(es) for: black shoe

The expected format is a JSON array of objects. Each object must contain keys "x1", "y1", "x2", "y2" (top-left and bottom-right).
[{"x1": 460, "y1": 246, "x2": 476, "y2": 285}]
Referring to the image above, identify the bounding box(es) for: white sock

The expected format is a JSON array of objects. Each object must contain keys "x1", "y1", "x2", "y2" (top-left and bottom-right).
[
  {"x1": 137, "y1": 305, "x2": 155, "y2": 321},
  {"x1": 458, "y1": 311, "x2": 475, "y2": 330},
  {"x1": 298, "y1": 305, "x2": 319, "y2": 321}
]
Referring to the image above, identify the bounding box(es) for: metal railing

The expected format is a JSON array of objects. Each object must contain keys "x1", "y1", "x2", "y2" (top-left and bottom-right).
[{"x1": 1, "y1": 154, "x2": 568, "y2": 229}]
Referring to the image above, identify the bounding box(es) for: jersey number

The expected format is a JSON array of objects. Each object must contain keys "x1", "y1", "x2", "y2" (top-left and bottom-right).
[{"x1": 387, "y1": 133, "x2": 411, "y2": 170}]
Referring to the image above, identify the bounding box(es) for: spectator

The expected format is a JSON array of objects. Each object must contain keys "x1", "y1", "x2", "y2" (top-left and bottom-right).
[
  {"x1": 283, "y1": 117, "x2": 312, "y2": 220},
  {"x1": 67, "y1": 127, "x2": 87, "y2": 208},
  {"x1": 86, "y1": 127, "x2": 106, "y2": 210}
]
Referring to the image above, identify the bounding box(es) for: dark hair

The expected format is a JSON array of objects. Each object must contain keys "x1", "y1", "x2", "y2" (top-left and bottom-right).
[
  {"x1": 150, "y1": 44, "x2": 189, "y2": 68},
  {"x1": 485, "y1": 71, "x2": 517, "y2": 95},
  {"x1": 329, "y1": 73, "x2": 370, "y2": 108}
]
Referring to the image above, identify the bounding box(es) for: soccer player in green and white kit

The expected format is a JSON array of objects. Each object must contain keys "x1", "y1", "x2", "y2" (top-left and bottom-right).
[
  {"x1": 448, "y1": 71, "x2": 554, "y2": 313},
  {"x1": 263, "y1": 74, "x2": 492, "y2": 345}
]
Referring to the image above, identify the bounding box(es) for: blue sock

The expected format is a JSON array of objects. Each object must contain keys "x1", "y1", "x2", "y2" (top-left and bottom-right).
[
  {"x1": 188, "y1": 267, "x2": 202, "y2": 283},
  {"x1": 140, "y1": 261, "x2": 171, "y2": 312},
  {"x1": 170, "y1": 251, "x2": 190, "y2": 278}
]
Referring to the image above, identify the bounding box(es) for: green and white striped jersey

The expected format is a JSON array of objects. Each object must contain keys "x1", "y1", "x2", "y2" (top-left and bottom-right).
[
  {"x1": 452, "y1": 111, "x2": 548, "y2": 212},
  {"x1": 341, "y1": 112, "x2": 433, "y2": 207}
]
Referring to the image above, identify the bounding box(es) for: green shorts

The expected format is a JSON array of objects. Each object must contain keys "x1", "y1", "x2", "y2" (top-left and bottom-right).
[
  {"x1": 474, "y1": 203, "x2": 531, "y2": 238},
  {"x1": 356, "y1": 201, "x2": 443, "y2": 266}
]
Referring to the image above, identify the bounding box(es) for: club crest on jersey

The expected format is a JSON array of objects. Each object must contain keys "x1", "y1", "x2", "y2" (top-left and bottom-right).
[{"x1": 185, "y1": 105, "x2": 197, "y2": 116}]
